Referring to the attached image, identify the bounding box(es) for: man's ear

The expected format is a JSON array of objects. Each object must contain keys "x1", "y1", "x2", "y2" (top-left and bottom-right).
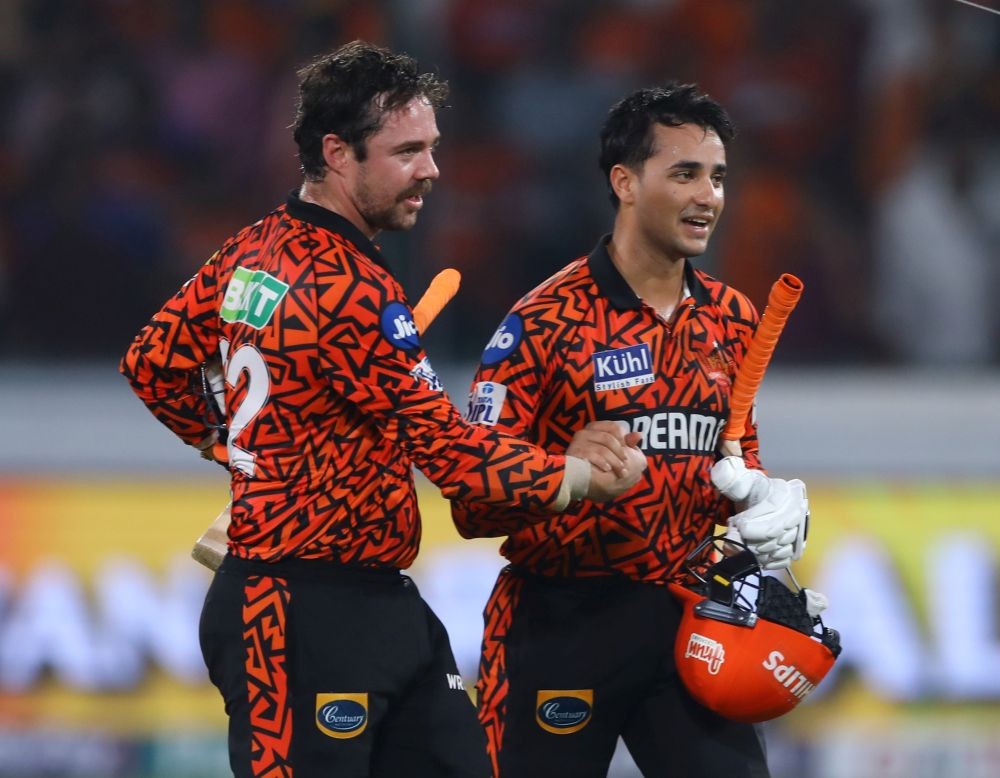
[
  {"x1": 321, "y1": 133, "x2": 352, "y2": 173},
  {"x1": 610, "y1": 163, "x2": 637, "y2": 206}
]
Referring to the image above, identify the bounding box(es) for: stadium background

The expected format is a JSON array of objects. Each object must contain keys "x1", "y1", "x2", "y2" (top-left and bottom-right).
[{"x1": 0, "y1": 1, "x2": 998, "y2": 776}]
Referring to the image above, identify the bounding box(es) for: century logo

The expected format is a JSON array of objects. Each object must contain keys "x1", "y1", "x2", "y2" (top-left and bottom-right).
[
  {"x1": 220, "y1": 267, "x2": 289, "y2": 329},
  {"x1": 592, "y1": 343, "x2": 654, "y2": 392},
  {"x1": 685, "y1": 633, "x2": 726, "y2": 675},
  {"x1": 535, "y1": 690, "x2": 593, "y2": 735},
  {"x1": 315, "y1": 693, "x2": 369, "y2": 739}
]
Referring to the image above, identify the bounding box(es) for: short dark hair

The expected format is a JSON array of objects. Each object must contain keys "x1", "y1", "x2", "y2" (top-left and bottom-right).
[
  {"x1": 293, "y1": 40, "x2": 448, "y2": 181},
  {"x1": 599, "y1": 83, "x2": 736, "y2": 208}
]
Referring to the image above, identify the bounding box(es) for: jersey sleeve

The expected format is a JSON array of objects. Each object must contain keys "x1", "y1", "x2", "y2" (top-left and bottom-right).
[
  {"x1": 119, "y1": 252, "x2": 224, "y2": 447},
  {"x1": 315, "y1": 264, "x2": 565, "y2": 513},
  {"x1": 450, "y1": 303, "x2": 559, "y2": 537}
]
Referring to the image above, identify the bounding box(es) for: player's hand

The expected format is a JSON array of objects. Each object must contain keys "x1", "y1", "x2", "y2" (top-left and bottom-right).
[
  {"x1": 195, "y1": 433, "x2": 230, "y2": 469},
  {"x1": 711, "y1": 456, "x2": 770, "y2": 507},
  {"x1": 585, "y1": 441, "x2": 646, "y2": 501},
  {"x1": 728, "y1": 477, "x2": 808, "y2": 570},
  {"x1": 567, "y1": 420, "x2": 635, "y2": 478}
]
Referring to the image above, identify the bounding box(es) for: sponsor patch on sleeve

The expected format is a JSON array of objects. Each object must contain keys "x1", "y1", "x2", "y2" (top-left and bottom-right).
[
  {"x1": 381, "y1": 302, "x2": 421, "y2": 350},
  {"x1": 481, "y1": 313, "x2": 523, "y2": 365},
  {"x1": 465, "y1": 381, "x2": 507, "y2": 426},
  {"x1": 410, "y1": 356, "x2": 443, "y2": 392}
]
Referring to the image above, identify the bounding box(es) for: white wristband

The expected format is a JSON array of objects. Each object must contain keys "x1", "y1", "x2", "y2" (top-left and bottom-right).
[{"x1": 551, "y1": 455, "x2": 591, "y2": 512}]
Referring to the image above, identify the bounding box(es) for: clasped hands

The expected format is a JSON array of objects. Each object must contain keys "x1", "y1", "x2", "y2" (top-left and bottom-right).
[{"x1": 566, "y1": 420, "x2": 647, "y2": 501}]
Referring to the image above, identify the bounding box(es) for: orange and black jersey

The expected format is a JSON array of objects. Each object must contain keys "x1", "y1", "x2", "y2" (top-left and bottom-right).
[
  {"x1": 452, "y1": 236, "x2": 763, "y2": 582},
  {"x1": 121, "y1": 193, "x2": 568, "y2": 567}
]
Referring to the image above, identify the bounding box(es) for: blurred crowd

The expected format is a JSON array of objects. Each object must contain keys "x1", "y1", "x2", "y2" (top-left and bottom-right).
[{"x1": 0, "y1": 0, "x2": 997, "y2": 365}]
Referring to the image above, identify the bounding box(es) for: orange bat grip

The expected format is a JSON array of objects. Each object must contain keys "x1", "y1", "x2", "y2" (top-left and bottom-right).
[
  {"x1": 413, "y1": 268, "x2": 461, "y2": 333},
  {"x1": 721, "y1": 273, "x2": 803, "y2": 442}
]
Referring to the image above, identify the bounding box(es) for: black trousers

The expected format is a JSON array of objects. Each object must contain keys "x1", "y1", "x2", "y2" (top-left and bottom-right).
[
  {"x1": 483, "y1": 567, "x2": 770, "y2": 778},
  {"x1": 200, "y1": 555, "x2": 490, "y2": 778}
]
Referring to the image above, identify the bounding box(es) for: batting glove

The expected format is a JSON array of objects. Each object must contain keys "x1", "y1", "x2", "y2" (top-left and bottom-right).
[{"x1": 729, "y1": 477, "x2": 809, "y2": 570}]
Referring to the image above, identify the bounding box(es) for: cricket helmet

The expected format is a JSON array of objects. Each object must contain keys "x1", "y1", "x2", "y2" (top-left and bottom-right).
[{"x1": 668, "y1": 533, "x2": 841, "y2": 723}]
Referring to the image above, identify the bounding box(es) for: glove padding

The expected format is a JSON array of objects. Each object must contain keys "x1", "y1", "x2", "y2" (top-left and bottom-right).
[{"x1": 728, "y1": 477, "x2": 809, "y2": 570}]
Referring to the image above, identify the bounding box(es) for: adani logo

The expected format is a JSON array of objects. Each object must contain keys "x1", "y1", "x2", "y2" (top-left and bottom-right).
[
  {"x1": 535, "y1": 690, "x2": 593, "y2": 734},
  {"x1": 316, "y1": 693, "x2": 369, "y2": 739}
]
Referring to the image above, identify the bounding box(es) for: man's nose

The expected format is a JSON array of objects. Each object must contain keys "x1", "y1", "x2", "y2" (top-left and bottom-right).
[{"x1": 418, "y1": 150, "x2": 439, "y2": 181}]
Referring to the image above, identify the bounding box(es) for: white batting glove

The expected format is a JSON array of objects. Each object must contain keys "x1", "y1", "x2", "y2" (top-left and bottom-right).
[
  {"x1": 728, "y1": 477, "x2": 809, "y2": 570},
  {"x1": 711, "y1": 456, "x2": 771, "y2": 507}
]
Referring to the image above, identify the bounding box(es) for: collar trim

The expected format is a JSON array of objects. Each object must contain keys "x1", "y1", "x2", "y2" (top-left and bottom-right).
[
  {"x1": 587, "y1": 235, "x2": 712, "y2": 310},
  {"x1": 285, "y1": 191, "x2": 391, "y2": 272}
]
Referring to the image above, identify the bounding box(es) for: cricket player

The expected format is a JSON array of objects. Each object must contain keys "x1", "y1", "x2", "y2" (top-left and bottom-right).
[
  {"x1": 453, "y1": 83, "x2": 810, "y2": 778},
  {"x1": 121, "y1": 41, "x2": 645, "y2": 778}
]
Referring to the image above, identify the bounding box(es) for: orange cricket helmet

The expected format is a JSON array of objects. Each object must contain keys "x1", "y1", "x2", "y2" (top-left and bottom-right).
[{"x1": 669, "y1": 533, "x2": 841, "y2": 723}]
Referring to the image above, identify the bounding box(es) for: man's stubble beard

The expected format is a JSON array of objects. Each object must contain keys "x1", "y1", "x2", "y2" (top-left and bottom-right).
[{"x1": 355, "y1": 169, "x2": 428, "y2": 233}]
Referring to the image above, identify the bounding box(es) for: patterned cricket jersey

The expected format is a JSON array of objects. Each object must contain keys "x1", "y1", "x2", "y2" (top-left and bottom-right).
[
  {"x1": 452, "y1": 235, "x2": 763, "y2": 582},
  {"x1": 121, "y1": 193, "x2": 568, "y2": 567}
]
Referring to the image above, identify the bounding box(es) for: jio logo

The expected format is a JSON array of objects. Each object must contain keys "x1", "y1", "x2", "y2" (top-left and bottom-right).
[
  {"x1": 381, "y1": 302, "x2": 420, "y2": 350},
  {"x1": 482, "y1": 313, "x2": 523, "y2": 365}
]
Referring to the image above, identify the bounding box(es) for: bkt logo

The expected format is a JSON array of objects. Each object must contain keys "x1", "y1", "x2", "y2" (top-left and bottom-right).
[
  {"x1": 592, "y1": 343, "x2": 654, "y2": 391},
  {"x1": 381, "y1": 302, "x2": 420, "y2": 350},
  {"x1": 482, "y1": 313, "x2": 523, "y2": 365}
]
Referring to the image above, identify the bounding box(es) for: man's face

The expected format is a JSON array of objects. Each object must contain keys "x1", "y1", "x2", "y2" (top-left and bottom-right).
[
  {"x1": 630, "y1": 123, "x2": 726, "y2": 261},
  {"x1": 351, "y1": 97, "x2": 440, "y2": 233}
]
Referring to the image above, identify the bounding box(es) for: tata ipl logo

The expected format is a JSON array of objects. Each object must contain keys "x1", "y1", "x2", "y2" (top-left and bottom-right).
[
  {"x1": 535, "y1": 690, "x2": 593, "y2": 735},
  {"x1": 315, "y1": 693, "x2": 369, "y2": 739}
]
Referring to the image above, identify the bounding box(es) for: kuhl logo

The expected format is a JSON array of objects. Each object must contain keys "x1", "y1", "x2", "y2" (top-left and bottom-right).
[
  {"x1": 685, "y1": 633, "x2": 726, "y2": 675},
  {"x1": 535, "y1": 690, "x2": 593, "y2": 735},
  {"x1": 592, "y1": 343, "x2": 654, "y2": 392},
  {"x1": 381, "y1": 302, "x2": 420, "y2": 350},
  {"x1": 220, "y1": 267, "x2": 290, "y2": 329},
  {"x1": 315, "y1": 693, "x2": 369, "y2": 739}
]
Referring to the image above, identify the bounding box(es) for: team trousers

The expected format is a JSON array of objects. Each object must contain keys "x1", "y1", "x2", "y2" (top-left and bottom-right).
[
  {"x1": 476, "y1": 566, "x2": 770, "y2": 778},
  {"x1": 200, "y1": 554, "x2": 490, "y2": 777}
]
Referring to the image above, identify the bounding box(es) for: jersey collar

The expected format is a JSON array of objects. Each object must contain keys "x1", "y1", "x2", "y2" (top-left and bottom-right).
[
  {"x1": 586, "y1": 234, "x2": 712, "y2": 311},
  {"x1": 285, "y1": 191, "x2": 392, "y2": 273}
]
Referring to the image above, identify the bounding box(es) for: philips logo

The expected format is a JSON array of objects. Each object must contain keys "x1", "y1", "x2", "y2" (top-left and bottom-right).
[
  {"x1": 685, "y1": 633, "x2": 726, "y2": 675},
  {"x1": 481, "y1": 314, "x2": 523, "y2": 365},
  {"x1": 535, "y1": 690, "x2": 593, "y2": 735},
  {"x1": 316, "y1": 693, "x2": 369, "y2": 739},
  {"x1": 762, "y1": 651, "x2": 818, "y2": 701},
  {"x1": 466, "y1": 381, "x2": 508, "y2": 426},
  {"x1": 381, "y1": 302, "x2": 420, "y2": 350},
  {"x1": 592, "y1": 343, "x2": 654, "y2": 392}
]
